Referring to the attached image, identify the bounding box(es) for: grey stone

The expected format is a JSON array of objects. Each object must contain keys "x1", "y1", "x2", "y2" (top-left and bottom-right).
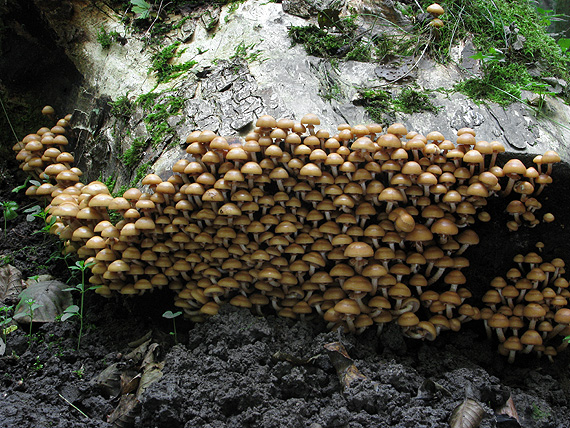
[
  {"x1": 37, "y1": 0, "x2": 570, "y2": 180},
  {"x1": 199, "y1": 5, "x2": 221, "y2": 32},
  {"x1": 179, "y1": 18, "x2": 197, "y2": 43}
]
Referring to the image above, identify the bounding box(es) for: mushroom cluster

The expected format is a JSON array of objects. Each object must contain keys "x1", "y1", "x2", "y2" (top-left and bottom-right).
[
  {"x1": 483, "y1": 248, "x2": 570, "y2": 363},
  {"x1": 12, "y1": 108, "x2": 568, "y2": 353}
]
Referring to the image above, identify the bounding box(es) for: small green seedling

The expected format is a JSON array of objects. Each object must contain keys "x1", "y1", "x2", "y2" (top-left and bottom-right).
[
  {"x1": 11, "y1": 177, "x2": 35, "y2": 194},
  {"x1": 62, "y1": 260, "x2": 97, "y2": 350},
  {"x1": 162, "y1": 310, "x2": 182, "y2": 344},
  {"x1": 23, "y1": 298, "x2": 42, "y2": 346},
  {"x1": 1, "y1": 200, "x2": 18, "y2": 239},
  {"x1": 28, "y1": 206, "x2": 57, "y2": 235}
]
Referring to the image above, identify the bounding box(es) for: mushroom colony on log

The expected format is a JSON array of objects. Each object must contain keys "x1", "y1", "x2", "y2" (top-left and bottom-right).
[{"x1": 12, "y1": 107, "x2": 569, "y2": 362}]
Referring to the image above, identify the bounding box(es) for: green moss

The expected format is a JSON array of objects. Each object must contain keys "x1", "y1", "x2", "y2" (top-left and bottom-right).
[
  {"x1": 96, "y1": 26, "x2": 120, "y2": 49},
  {"x1": 345, "y1": 43, "x2": 372, "y2": 62},
  {"x1": 393, "y1": 87, "x2": 439, "y2": 114},
  {"x1": 150, "y1": 42, "x2": 197, "y2": 83},
  {"x1": 288, "y1": 25, "x2": 354, "y2": 59},
  {"x1": 100, "y1": 174, "x2": 117, "y2": 193},
  {"x1": 142, "y1": 94, "x2": 185, "y2": 147},
  {"x1": 358, "y1": 87, "x2": 439, "y2": 122},
  {"x1": 109, "y1": 94, "x2": 133, "y2": 118},
  {"x1": 132, "y1": 162, "x2": 151, "y2": 186},
  {"x1": 121, "y1": 137, "x2": 147, "y2": 168}
]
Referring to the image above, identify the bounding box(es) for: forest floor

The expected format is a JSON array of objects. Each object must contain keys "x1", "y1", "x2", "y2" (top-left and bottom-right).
[{"x1": 1, "y1": 159, "x2": 570, "y2": 428}]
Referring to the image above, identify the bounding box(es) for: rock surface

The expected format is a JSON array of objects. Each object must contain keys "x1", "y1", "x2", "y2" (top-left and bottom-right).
[{"x1": 5, "y1": 0, "x2": 566, "y2": 183}]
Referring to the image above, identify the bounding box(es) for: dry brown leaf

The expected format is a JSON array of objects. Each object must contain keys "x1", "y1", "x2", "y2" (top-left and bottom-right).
[
  {"x1": 137, "y1": 362, "x2": 164, "y2": 398},
  {"x1": 108, "y1": 394, "x2": 140, "y2": 428},
  {"x1": 449, "y1": 398, "x2": 484, "y2": 428},
  {"x1": 93, "y1": 363, "x2": 123, "y2": 398},
  {"x1": 140, "y1": 342, "x2": 159, "y2": 368},
  {"x1": 124, "y1": 338, "x2": 151, "y2": 363},
  {"x1": 324, "y1": 342, "x2": 367, "y2": 389},
  {"x1": 496, "y1": 395, "x2": 520, "y2": 423},
  {"x1": 120, "y1": 372, "x2": 141, "y2": 395},
  {"x1": 0, "y1": 265, "x2": 25, "y2": 304},
  {"x1": 127, "y1": 331, "x2": 152, "y2": 348}
]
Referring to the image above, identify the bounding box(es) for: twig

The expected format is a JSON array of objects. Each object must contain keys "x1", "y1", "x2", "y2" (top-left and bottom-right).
[
  {"x1": 357, "y1": 12, "x2": 414, "y2": 35},
  {"x1": 414, "y1": 0, "x2": 424, "y2": 14},
  {"x1": 382, "y1": 32, "x2": 432, "y2": 85},
  {"x1": 0, "y1": 95, "x2": 19, "y2": 143},
  {"x1": 58, "y1": 393, "x2": 90, "y2": 419},
  {"x1": 144, "y1": 1, "x2": 171, "y2": 38},
  {"x1": 448, "y1": 6, "x2": 466, "y2": 55}
]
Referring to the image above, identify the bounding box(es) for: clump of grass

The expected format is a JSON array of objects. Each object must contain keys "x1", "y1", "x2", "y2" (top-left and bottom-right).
[{"x1": 429, "y1": 0, "x2": 569, "y2": 104}]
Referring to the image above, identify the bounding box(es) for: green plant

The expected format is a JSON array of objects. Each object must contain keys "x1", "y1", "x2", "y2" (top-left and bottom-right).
[
  {"x1": 455, "y1": 60, "x2": 533, "y2": 106},
  {"x1": 523, "y1": 81, "x2": 553, "y2": 112},
  {"x1": 230, "y1": 41, "x2": 267, "y2": 65},
  {"x1": 29, "y1": 205, "x2": 57, "y2": 236},
  {"x1": 31, "y1": 355, "x2": 44, "y2": 371},
  {"x1": 62, "y1": 260, "x2": 97, "y2": 350},
  {"x1": 162, "y1": 310, "x2": 182, "y2": 344},
  {"x1": 46, "y1": 335, "x2": 66, "y2": 357},
  {"x1": 531, "y1": 403, "x2": 551, "y2": 420},
  {"x1": 73, "y1": 365, "x2": 85, "y2": 379},
  {"x1": 438, "y1": 0, "x2": 569, "y2": 103},
  {"x1": 131, "y1": 0, "x2": 152, "y2": 20},
  {"x1": 22, "y1": 298, "x2": 42, "y2": 345},
  {"x1": 11, "y1": 176, "x2": 33, "y2": 194},
  {"x1": 0, "y1": 255, "x2": 14, "y2": 266},
  {"x1": 225, "y1": 0, "x2": 245, "y2": 22},
  {"x1": 1, "y1": 200, "x2": 18, "y2": 239}
]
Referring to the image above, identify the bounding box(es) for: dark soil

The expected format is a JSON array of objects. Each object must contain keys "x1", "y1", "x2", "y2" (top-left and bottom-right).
[{"x1": 1, "y1": 159, "x2": 570, "y2": 428}]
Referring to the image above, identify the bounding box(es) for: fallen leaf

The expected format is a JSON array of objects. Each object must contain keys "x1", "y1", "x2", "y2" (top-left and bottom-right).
[
  {"x1": 324, "y1": 342, "x2": 367, "y2": 389},
  {"x1": 450, "y1": 398, "x2": 484, "y2": 428},
  {"x1": 0, "y1": 265, "x2": 25, "y2": 304},
  {"x1": 496, "y1": 395, "x2": 520, "y2": 422},
  {"x1": 108, "y1": 394, "x2": 140, "y2": 428}
]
